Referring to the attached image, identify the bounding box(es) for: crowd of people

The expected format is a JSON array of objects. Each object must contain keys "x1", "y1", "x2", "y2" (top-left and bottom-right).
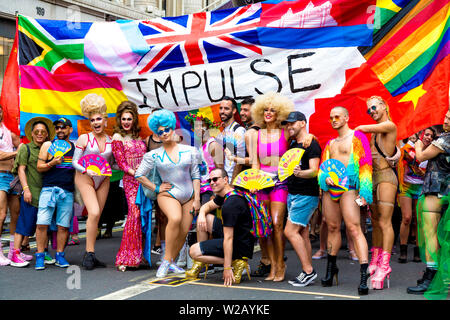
[{"x1": 0, "y1": 91, "x2": 448, "y2": 298}]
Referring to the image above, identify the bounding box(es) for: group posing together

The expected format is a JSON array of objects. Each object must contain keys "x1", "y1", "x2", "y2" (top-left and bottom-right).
[{"x1": 0, "y1": 91, "x2": 448, "y2": 298}]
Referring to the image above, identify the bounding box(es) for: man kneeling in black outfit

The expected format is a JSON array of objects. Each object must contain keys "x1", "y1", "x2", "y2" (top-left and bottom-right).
[{"x1": 186, "y1": 168, "x2": 254, "y2": 286}]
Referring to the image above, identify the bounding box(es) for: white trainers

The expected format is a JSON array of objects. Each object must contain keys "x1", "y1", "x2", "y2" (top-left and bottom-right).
[
  {"x1": 156, "y1": 259, "x2": 170, "y2": 278},
  {"x1": 169, "y1": 262, "x2": 185, "y2": 274}
]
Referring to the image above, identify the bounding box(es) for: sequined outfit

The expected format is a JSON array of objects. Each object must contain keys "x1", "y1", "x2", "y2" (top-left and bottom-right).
[
  {"x1": 135, "y1": 144, "x2": 201, "y2": 204},
  {"x1": 72, "y1": 132, "x2": 113, "y2": 190},
  {"x1": 112, "y1": 138, "x2": 147, "y2": 267}
]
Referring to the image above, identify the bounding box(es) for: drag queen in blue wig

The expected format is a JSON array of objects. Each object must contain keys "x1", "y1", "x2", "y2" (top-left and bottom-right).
[{"x1": 135, "y1": 109, "x2": 201, "y2": 278}]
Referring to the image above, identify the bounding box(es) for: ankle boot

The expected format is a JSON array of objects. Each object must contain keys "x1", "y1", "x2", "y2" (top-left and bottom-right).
[
  {"x1": 232, "y1": 258, "x2": 250, "y2": 284},
  {"x1": 368, "y1": 247, "x2": 381, "y2": 276},
  {"x1": 321, "y1": 254, "x2": 339, "y2": 287},
  {"x1": 407, "y1": 267, "x2": 437, "y2": 294},
  {"x1": 398, "y1": 244, "x2": 407, "y2": 263},
  {"x1": 370, "y1": 250, "x2": 392, "y2": 290},
  {"x1": 185, "y1": 260, "x2": 207, "y2": 279},
  {"x1": 413, "y1": 246, "x2": 421, "y2": 262},
  {"x1": 358, "y1": 263, "x2": 369, "y2": 295}
]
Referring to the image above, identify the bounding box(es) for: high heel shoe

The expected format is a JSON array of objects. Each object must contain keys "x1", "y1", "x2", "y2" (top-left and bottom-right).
[
  {"x1": 273, "y1": 263, "x2": 286, "y2": 282},
  {"x1": 232, "y1": 258, "x2": 251, "y2": 284},
  {"x1": 358, "y1": 265, "x2": 369, "y2": 295},
  {"x1": 185, "y1": 260, "x2": 208, "y2": 279},
  {"x1": 321, "y1": 255, "x2": 339, "y2": 287},
  {"x1": 370, "y1": 250, "x2": 392, "y2": 290},
  {"x1": 368, "y1": 247, "x2": 381, "y2": 276},
  {"x1": 117, "y1": 265, "x2": 126, "y2": 272},
  {"x1": 398, "y1": 244, "x2": 407, "y2": 263},
  {"x1": 264, "y1": 265, "x2": 276, "y2": 281}
]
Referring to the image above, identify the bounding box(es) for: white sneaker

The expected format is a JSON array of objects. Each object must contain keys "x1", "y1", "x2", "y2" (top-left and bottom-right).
[
  {"x1": 169, "y1": 262, "x2": 185, "y2": 274},
  {"x1": 156, "y1": 259, "x2": 170, "y2": 278}
]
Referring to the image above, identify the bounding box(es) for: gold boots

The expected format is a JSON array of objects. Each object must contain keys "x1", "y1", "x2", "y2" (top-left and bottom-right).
[
  {"x1": 231, "y1": 258, "x2": 251, "y2": 284},
  {"x1": 185, "y1": 260, "x2": 208, "y2": 279}
]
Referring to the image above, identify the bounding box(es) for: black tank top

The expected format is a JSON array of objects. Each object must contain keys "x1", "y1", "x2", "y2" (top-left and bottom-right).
[{"x1": 42, "y1": 141, "x2": 75, "y2": 192}]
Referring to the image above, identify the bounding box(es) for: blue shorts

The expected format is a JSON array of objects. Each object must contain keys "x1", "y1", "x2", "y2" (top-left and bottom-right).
[
  {"x1": 287, "y1": 194, "x2": 319, "y2": 227},
  {"x1": 0, "y1": 172, "x2": 18, "y2": 195},
  {"x1": 15, "y1": 197, "x2": 38, "y2": 237},
  {"x1": 37, "y1": 187, "x2": 74, "y2": 228}
]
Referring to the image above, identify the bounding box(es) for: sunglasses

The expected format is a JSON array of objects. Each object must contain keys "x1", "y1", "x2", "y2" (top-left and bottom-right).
[
  {"x1": 329, "y1": 115, "x2": 341, "y2": 122},
  {"x1": 33, "y1": 130, "x2": 48, "y2": 135},
  {"x1": 121, "y1": 117, "x2": 133, "y2": 122},
  {"x1": 55, "y1": 125, "x2": 67, "y2": 130},
  {"x1": 207, "y1": 176, "x2": 222, "y2": 184},
  {"x1": 157, "y1": 127, "x2": 172, "y2": 136},
  {"x1": 367, "y1": 105, "x2": 377, "y2": 114}
]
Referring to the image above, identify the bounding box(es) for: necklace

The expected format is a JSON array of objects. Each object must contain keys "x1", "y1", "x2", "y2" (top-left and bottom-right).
[{"x1": 335, "y1": 130, "x2": 354, "y2": 142}]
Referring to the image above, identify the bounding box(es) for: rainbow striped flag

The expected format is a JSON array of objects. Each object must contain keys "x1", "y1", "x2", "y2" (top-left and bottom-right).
[
  {"x1": 373, "y1": 0, "x2": 414, "y2": 32},
  {"x1": 367, "y1": 0, "x2": 449, "y2": 96}
]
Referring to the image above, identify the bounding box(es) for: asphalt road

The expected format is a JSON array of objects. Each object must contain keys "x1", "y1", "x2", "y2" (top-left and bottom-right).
[{"x1": 0, "y1": 221, "x2": 437, "y2": 304}]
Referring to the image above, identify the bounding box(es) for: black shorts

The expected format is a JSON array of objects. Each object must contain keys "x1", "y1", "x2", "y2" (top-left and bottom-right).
[
  {"x1": 201, "y1": 190, "x2": 214, "y2": 206},
  {"x1": 199, "y1": 217, "x2": 247, "y2": 260}
]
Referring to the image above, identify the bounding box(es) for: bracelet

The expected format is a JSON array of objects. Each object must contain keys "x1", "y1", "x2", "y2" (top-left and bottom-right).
[
  {"x1": 223, "y1": 267, "x2": 233, "y2": 270},
  {"x1": 23, "y1": 185, "x2": 29, "y2": 190},
  {"x1": 46, "y1": 162, "x2": 52, "y2": 168},
  {"x1": 155, "y1": 185, "x2": 160, "y2": 194}
]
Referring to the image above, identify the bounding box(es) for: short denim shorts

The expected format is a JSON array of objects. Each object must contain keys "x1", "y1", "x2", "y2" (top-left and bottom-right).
[
  {"x1": 37, "y1": 186, "x2": 74, "y2": 228},
  {"x1": 287, "y1": 194, "x2": 319, "y2": 227},
  {"x1": 0, "y1": 172, "x2": 18, "y2": 195}
]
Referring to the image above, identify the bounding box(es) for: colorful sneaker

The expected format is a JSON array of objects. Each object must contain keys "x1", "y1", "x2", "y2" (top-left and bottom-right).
[
  {"x1": 169, "y1": 262, "x2": 185, "y2": 274},
  {"x1": 55, "y1": 252, "x2": 70, "y2": 268},
  {"x1": 0, "y1": 244, "x2": 11, "y2": 266},
  {"x1": 156, "y1": 259, "x2": 170, "y2": 278},
  {"x1": 20, "y1": 251, "x2": 33, "y2": 261},
  {"x1": 44, "y1": 250, "x2": 56, "y2": 265},
  {"x1": 10, "y1": 249, "x2": 30, "y2": 267},
  {"x1": 35, "y1": 252, "x2": 45, "y2": 270}
]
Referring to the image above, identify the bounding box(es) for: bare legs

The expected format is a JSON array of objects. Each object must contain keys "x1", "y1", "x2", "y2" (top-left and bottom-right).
[
  {"x1": 284, "y1": 221, "x2": 313, "y2": 274},
  {"x1": 370, "y1": 183, "x2": 397, "y2": 253},
  {"x1": 264, "y1": 200, "x2": 286, "y2": 281},
  {"x1": 75, "y1": 172, "x2": 110, "y2": 253},
  {"x1": 157, "y1": 194, "x2": 193, "y2": 262}
]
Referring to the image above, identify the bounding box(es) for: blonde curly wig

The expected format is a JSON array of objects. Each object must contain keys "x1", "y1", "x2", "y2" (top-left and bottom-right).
[
  {"x1": 80, "y1": 93, "x2": 108, "y2": 119},
  {"x1": 251, "y1": 92, "x2": 294, "y2": 128}
]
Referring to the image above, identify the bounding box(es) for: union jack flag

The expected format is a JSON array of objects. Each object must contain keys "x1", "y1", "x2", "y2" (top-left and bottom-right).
[{"x1": 136, "y1": 3, "x2": 262, "y2": 74}]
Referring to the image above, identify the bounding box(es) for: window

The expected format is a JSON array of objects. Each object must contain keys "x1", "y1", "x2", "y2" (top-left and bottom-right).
[{"x1": 0, "y1": 36, "x2": 14, "y2": 92}]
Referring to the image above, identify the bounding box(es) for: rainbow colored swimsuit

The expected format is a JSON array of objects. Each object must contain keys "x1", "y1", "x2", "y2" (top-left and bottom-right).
[{"x1": 318, "y1": 131, "x2": 373, "y2": 204}]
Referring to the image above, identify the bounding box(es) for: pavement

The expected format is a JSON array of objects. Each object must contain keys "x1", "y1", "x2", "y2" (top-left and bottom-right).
[{"x1": 1, "y1": 216, "x2": 441, "y2": 302}]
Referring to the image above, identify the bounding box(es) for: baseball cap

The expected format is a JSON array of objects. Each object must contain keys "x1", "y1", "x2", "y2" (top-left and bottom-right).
[
  {"x1": 53, "y1": 117, "x2": 72, "y2": 127},
  {"x1": 281, "y1": 111, "x2": 307, "y2": 125}
]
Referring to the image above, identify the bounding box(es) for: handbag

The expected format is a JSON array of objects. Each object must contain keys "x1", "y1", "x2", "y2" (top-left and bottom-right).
[{"x1": 142, "y1": 163, "x2": 161, "y2": 201}]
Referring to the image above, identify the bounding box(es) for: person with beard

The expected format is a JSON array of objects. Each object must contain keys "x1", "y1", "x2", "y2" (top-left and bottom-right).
[
  {"x1": 215, "y1": 96, "x2": 246, "y2": 182},
  {"x1": 282, "y1": 112, "x2": 321, "y2": 287},
  {"x1": 34, "y1": 118, "x2": 75, "y2": 270},
  {"x1": 318, "y1": 106, "x2": 372, "y2": 295},
  {"x1": 72, "y1": 94, "x2": 114, "y2": 270},
  {"x1": 355, "y1": 96, "x2": 399, "y2": 290}
]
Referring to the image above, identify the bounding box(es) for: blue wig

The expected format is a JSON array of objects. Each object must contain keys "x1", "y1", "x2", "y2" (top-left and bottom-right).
[{"x1": 148, "y1": 109, "x2": 177, "y2": 134}]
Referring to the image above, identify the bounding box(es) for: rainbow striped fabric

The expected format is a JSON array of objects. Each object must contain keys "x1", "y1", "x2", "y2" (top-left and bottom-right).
[
  {"x1": 318, "y1": 130, "x2": 373, "y2": 204},
  {"x1": 367, "y1": 0, "x2": 449, "y2": 96},
  {"x1": 373, "y1": 0, "x2": 413, "y2": 32}
]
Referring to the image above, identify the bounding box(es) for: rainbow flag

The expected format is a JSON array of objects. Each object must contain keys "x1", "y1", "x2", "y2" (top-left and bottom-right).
[
  {"x1": 373, "y1": 0, "x2": 414, "y2": 33},
  {"x1": 367, "y1": 0, "x2": 449, "y2": 95}
]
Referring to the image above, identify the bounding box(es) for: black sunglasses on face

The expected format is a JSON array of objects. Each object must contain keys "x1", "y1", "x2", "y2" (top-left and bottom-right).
[
  {"x1": 207, "y1": 176, "x2": 222, "y2": 184},
  {"x1": 367, "y1": 105, "x2": 377, "y2": 114},
  {"x1": 55, "y1": 125, "x2": 67, "y2": 130},
  {"x1": 121, "y1": 118, "x2": 133, "y2": 122}
]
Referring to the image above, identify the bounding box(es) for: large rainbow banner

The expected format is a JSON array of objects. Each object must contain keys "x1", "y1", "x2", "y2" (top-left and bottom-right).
[{"x1": 1, "y1": 0, "x2": 448, "y2": 144}]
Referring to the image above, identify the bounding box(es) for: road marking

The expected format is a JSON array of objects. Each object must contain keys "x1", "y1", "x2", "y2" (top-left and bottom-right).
[
  {"x1": 94, "y1": 280, "x2": 160, "y2": 300},
  {"x1": 189, "y1": 282, "x2": 360, "y2": 300}
]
